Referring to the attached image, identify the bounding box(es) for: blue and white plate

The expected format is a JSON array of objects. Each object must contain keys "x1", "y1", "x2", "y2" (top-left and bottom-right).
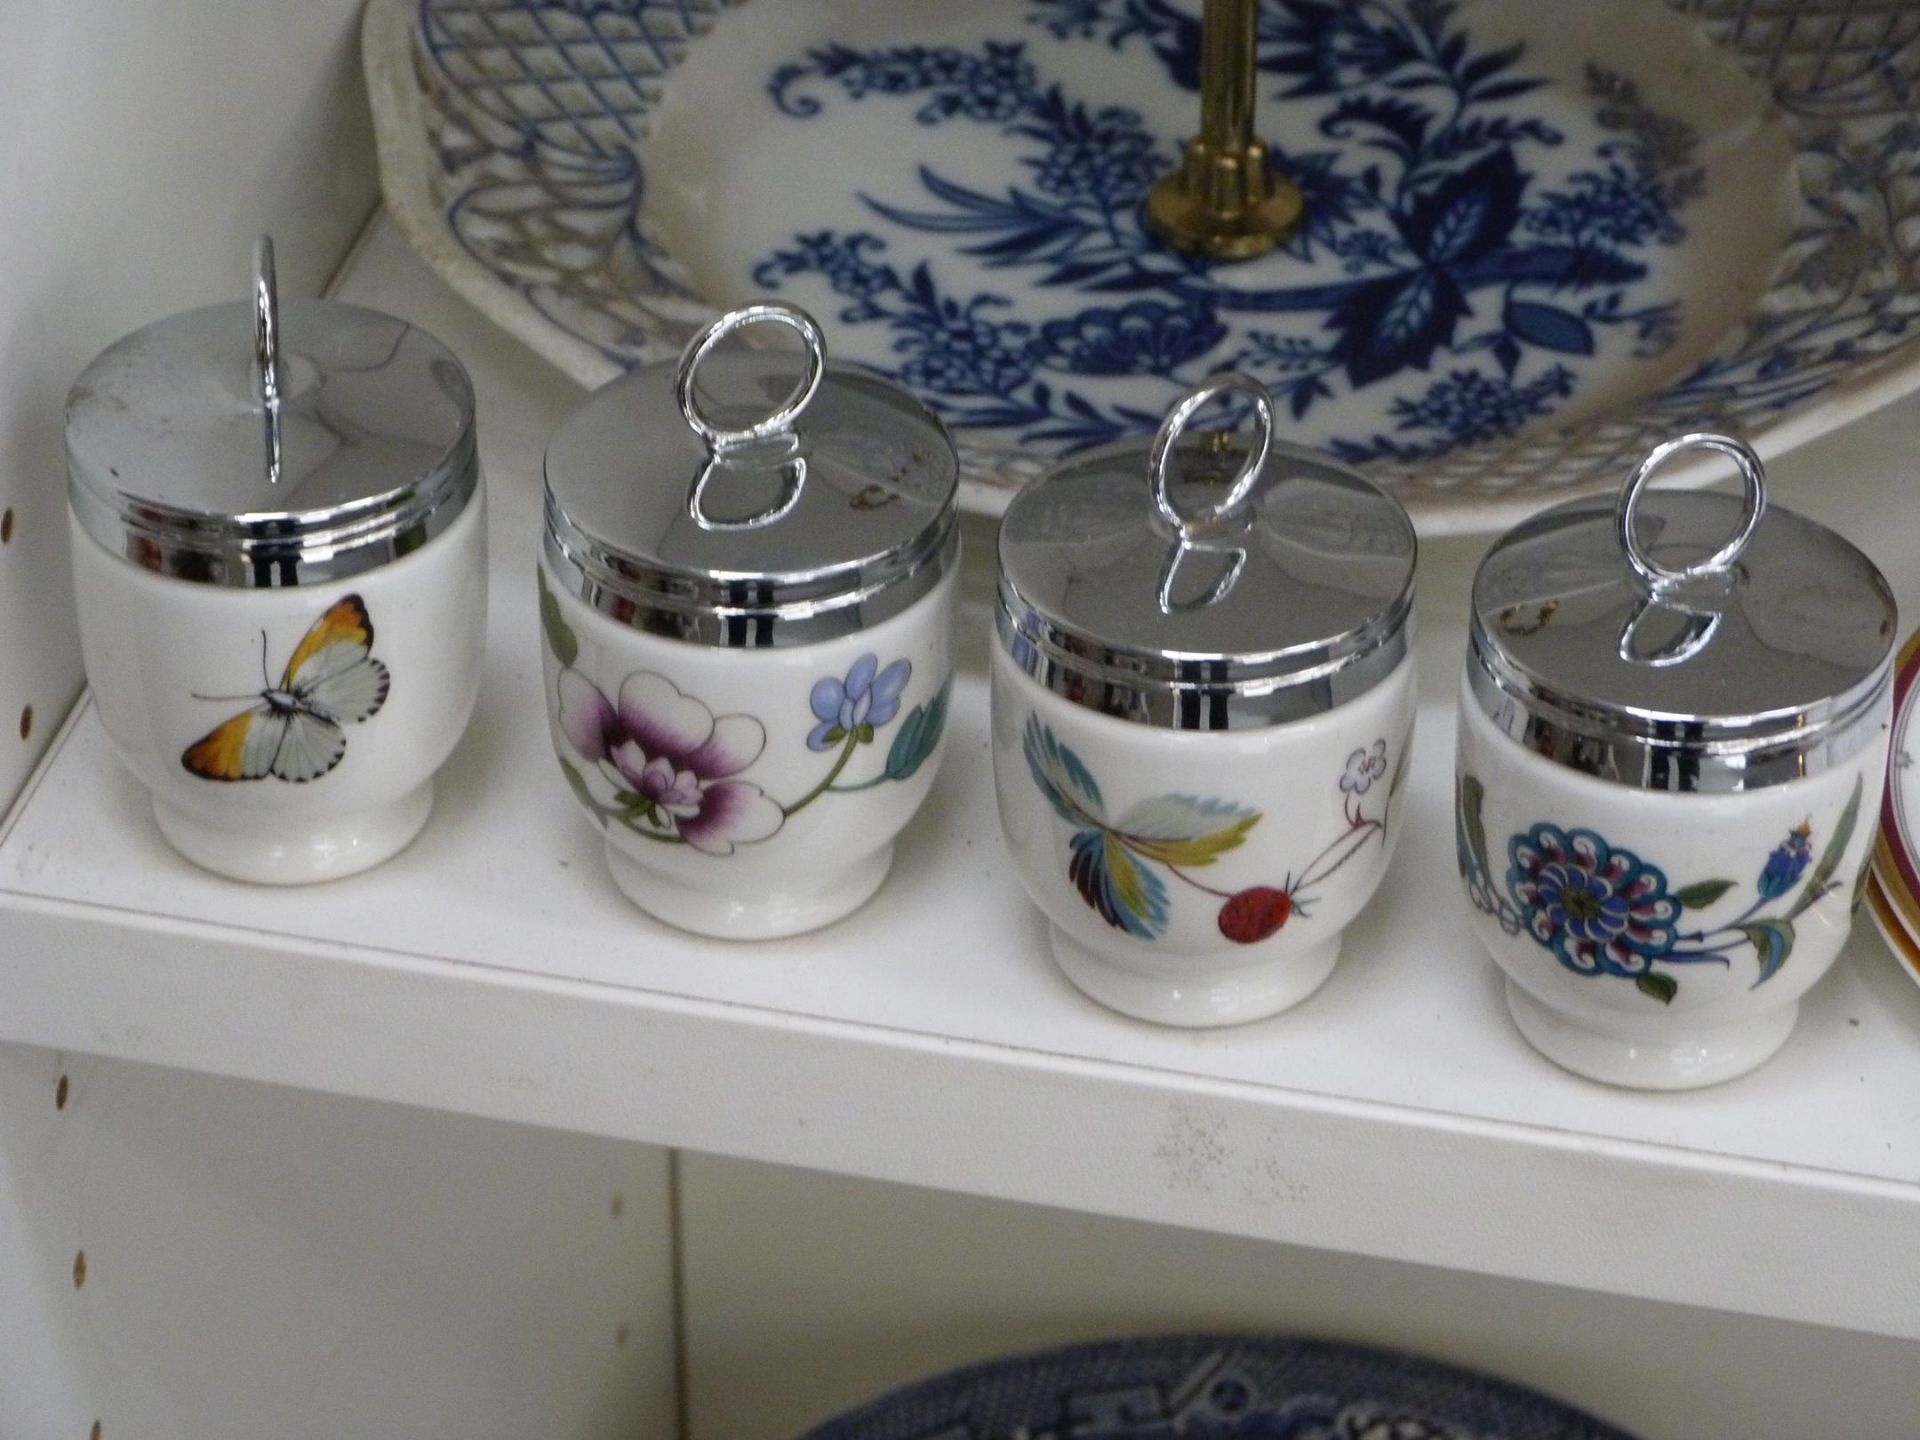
[
  {"x1": 365, "y1": 0, "x2": 1920, "y2": 530},
  {"x1": 800, "y1": 1334, "x2": 1637, "y2": 1439}
]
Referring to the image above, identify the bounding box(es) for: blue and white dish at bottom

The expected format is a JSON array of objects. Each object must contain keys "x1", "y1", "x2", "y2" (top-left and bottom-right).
[{"x1": 802, "y1": 1334, "x2": 1638, "y2": 1440}]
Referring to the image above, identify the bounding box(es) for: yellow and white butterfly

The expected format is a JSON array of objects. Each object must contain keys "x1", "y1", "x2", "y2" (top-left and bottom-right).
[{"x1": 181, "y1": 595, "x2": 391, "y2": 783}]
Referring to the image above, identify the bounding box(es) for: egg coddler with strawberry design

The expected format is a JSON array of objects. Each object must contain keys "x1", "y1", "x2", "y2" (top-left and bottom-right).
[{"x1": 991, "y1": 375, "x2": 1419, "y2": 1027}]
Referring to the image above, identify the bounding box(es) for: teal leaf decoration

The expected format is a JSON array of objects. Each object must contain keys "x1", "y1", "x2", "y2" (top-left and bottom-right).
[
  {"x1": 1672, "y1": 879, "x2": 1736, "y2": 910},
  {"x1": 1456, "y1": 773, "x2": 1492, "y2": 882},
  {"x1": 1739, "y1": 919, "x2": 1796, "y2": 987},
  {"x1": 1068, "y1": 828, "x2": 1168, "y2": 939},
  {"x1": 1023, "y1": 714, "x2": 1105, "y2": 826},
  {"x1": 558, "y1": 758, "x2": 602, "y2": 828},
  {"x1": 538, "y1": 569, "x2": 579, "y2": 668},
  {"x1": 1636, "y1": 972, "x2": 1677, "y2": 1005},
  {"x1": 884, "y1": 681, "x2": 951, "y2": 781},
  {"x1": 1787, "y1": 774, "x2": 1864, "y2": 921},
  {"x1": 1116, "y1": 793, "x2": 1260, "y2": 867}
]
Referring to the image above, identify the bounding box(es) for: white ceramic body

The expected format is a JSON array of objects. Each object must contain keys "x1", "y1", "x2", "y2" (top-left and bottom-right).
[
  {"x1": 1455, "y1": 669, "x2": 1890, "y2": 1089},
  {"x1": 991, "y1": 645, "x2": 1418, "y2": 1027},
  {"x1": 540, "y1": 560, "x2": 958, "y2": 940},
  {"x1": 69, "y1": 487, "x2": 488, "y2": 884}
]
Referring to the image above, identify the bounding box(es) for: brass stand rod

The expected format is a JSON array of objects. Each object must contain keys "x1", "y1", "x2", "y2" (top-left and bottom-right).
[
  {"x1": 1145, "y1": 0, "x2": 1302, "y2": 262},
  {"x1": 1200, "y1": 0, "x2": 1256, "y2": 158}
]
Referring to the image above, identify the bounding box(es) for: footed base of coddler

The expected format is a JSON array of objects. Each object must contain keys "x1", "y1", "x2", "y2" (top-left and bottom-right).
[
  {"x1": 1504, "y1": 978, "x2": 1798, "y2": 1090},
  {"x1": 1048, "y1": 926, "x2": 1341, "y2": 1027},
  {"x1": 603, "y1": 840, "x2": 894, "y2": 940},
  {"x1": 152, "y1": 781, "x2": 435, "y2": 885}
]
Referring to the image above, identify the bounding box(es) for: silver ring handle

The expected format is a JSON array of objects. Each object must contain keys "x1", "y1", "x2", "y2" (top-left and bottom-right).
[
  {"x1": 1616, "y1": 432, "x2": 1766, "y2": 589},
  {"x1": 1149, "y1": 375, "x2": 1275, "y2": 534},
  {"x1": 687, "y1": 457, "x2": 808, "y2": 533},
  {"x1": 674, "y1": 302, "x2": 827, "y2": 453},
  {"x1": 1157, "y1": 540, "x2": 1247, "y2": 616},
  {"x1": 252, "y1": 235, "x2": 285, "y2": 486},
  {"x1": 253, "y1": 235, "x2": 282, "y2": 411}
]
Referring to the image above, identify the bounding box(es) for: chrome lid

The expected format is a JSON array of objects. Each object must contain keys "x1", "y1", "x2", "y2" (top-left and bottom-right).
[
  {"x1": 1469, "y1": 433, "x2": 1896, "y2": 793},
  {"x1": 543, "y1": 302, "x2": 959, "y2": 648},
  {"x1": 66, "y1": 238, "x2": 478, "y2": 588},
  {"x1": 996, "y1": 376, "x2": 1417, "y2": 730}
]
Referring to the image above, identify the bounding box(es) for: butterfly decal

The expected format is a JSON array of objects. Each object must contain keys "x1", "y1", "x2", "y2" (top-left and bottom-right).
[{"x1": 181, "y1": 595, "x2": 391, "y2": 783}]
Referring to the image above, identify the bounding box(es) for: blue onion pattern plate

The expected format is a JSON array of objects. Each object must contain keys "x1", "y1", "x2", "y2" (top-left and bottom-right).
[
  {"x1": 364, "y1": 0, "x2": 1920, "y2": 530},
  {"x1": 801, "y1": 1334, "x2": 1638, "y2": 1439}
]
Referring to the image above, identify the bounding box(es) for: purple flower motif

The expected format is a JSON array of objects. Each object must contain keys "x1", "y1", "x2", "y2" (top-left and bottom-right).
[
  {"x1": 808, "y1": 654, "x2": 912, "y2": 751},
  {"x1": 557, "y1": 670, "x2": 784, "y2": 855}
]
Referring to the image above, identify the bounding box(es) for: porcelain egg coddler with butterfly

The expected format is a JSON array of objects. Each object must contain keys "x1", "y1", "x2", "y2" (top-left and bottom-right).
[
  {"x1": 64, "y1": 238, "x2": 486, "y2": 884},
  {"x1": 1457, "y1": 434, "x2": 1895, "y2": 1089},
  {"x1": 991, "y1": 376, "x2": 1419, "y2": 1028},
  {"x1": 539, "y1": 302, "x2": 959, "y2": 939}
]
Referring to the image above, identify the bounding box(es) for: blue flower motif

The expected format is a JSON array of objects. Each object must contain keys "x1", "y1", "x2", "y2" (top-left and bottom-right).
[
  {"x1": 1265, "y1": 0, "x2": 1424, "y2": 98},
  {"x1": 1385, "y1": 364, "x2": 1576, "y2": 446},
  {"x1": 1508, "y1": 824, "x2": 1680, "y2": 978},
  {"x1": 1032, "y1": 300, "x2": 1227, "y2": 377},
  {"x1": 808, "y1": 655, "x2": 912, "y2": 751},
  {"x1": 1756, "y1": 821, "x2": 1813, "y2": 901}
]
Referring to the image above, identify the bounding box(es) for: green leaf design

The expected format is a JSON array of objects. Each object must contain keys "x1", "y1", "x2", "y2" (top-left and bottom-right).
[
  {"x1": 1023, "y1": 715, "x2": 1106, "y2": 825},
  {"x1": 1068, "y1": 826, "x2": 1168, "y2": 938},
  {"x1": 1636, "y1": 972, "x2": 1677, "y2": 1005},
  {"x1": 558, "y1": 758, "x2": 603, "y2": 828},
  {"x1": 1116, "y1": 793, "x2": 1260, "y2": 867},
  {"x1": 856, "y1": 723, "x2": 876, "y2": 744},
  {"x1": 1672, "y1": 879, "x2": 1736, "y2": 910},
  {"x1": 1738, "y1": 919, "x2": 1796, "y2": 987},
  {"x1": 1787, "y1": 774, "x2": 1863, "y2": 921},
  {"x1": 538, "y1": 569, "x2": 579, "y2": 668},
  {"x1": 885, "y1": 681, "x2": 951, "y2": 782},
  {"x1": 1457, "y1": 773, "x2": 1492, "y2": 883}
]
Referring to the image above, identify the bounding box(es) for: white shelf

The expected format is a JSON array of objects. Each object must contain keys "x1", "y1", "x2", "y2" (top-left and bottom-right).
[{"x1": 6, "y1": 217, "x2": 1920, "y2": 1341}]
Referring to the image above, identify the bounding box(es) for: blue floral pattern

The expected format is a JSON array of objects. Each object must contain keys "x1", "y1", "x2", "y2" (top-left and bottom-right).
[
  {"x1": 395, "y1": 0, "x2": 1920, "y2": 513},
  {"x1": 1457, "y1": 773, "x2": 1866, "y2": 1003},
  {"x1": 755, "y1": 0, "x2": 1697, "y2": 457},
  {"x1": 1507, "y1": 825, "x2": 1680, "y2": 978}
]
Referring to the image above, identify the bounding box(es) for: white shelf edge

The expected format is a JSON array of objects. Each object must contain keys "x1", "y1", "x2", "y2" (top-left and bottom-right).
[{"x1": 0, "y1": 871, "x2": 1915, "y2": 1341}]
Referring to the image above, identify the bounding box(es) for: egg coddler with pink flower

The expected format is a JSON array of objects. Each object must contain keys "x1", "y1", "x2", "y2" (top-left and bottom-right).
[{"x1": 538, "y1": 303, "x2": 959, "y2": 939}]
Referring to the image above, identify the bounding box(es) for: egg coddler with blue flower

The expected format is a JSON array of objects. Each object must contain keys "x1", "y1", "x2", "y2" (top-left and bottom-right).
[{"x1": 1456, "y1": 434, "x2": 1896, "y2": 1089}]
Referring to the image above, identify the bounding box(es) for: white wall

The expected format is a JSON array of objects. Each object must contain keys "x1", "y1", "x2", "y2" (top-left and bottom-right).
[
  {"x1": 0, "y1": 1041, "x2": 680, "y2": 1439},
  {"x1": 0, "y1": 0, "x2": 382, "y2": 808}
]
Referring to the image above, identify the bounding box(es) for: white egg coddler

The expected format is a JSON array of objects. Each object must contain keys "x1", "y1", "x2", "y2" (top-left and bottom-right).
[
  {"x1": 1457, "y1": 434, "x2": 1896, "y2": 1089},
  {"x1": 65, "y1": 238, "x2": 487, "y2": 884},
  {"x1": 539, "y1": 303, "x2": 960, "y2": 940},
  {"x1": 992, "y1": 376, "x2": 1419, "y2": 1028}
]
